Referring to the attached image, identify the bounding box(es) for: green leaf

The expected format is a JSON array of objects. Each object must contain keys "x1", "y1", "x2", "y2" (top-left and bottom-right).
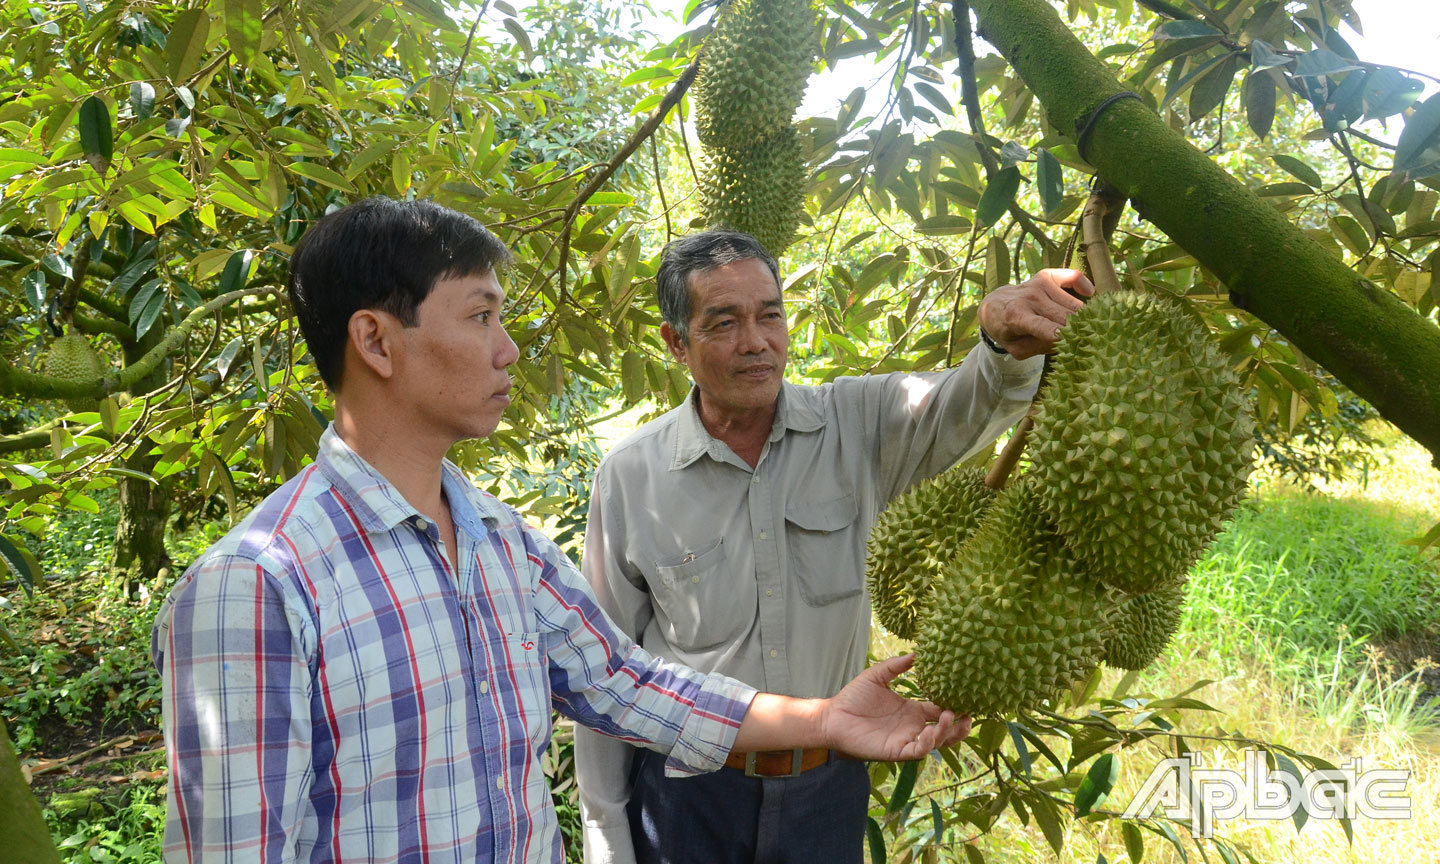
[
  {"x1": 0, "y1": 534, "x2": 42, "y2": 597},
  {"x1": 218, "y1": 249, "x2": 254, "y2": 294},
  {"x1": 914, "y1": 81, "x2": 952, "y2": 116},
  {"x1": 888, "y1": 759, "x2": 918, "y2": 815},
  {"x1": 618, "y1": 65, "x2": 674, "y2": 88},
  {"x1": 1029, "y1": 793, "x2": 1066, "y2": 855},
  {"x1": 1395, "y1": 93, "x2": 1440, "y2": 174},
  {"x1": 1154, "y1": 820, "x2": 1188, "y2": 862},
  {"x1": 976, "y1": 166, "x2": 1021, "y2": 227},
  {"x1": 1329, "y1": 215, "x2": 1371, "y2": 258},
  {"x1": 964, "y1": 845, "x2": 984, "y2": 864},
  {"x1": 1244, "y1": 72, "x2": 1277, "y2": 139},
  {"x1": 1189, "y1": 53, "x2": 1240, "y2": 122},
  {"x1": 1363, "y1": 69, "x2": 1423, "y2": 120},
  {"x1": 77, "y1": 96, "x2": 112, "y2": 174},
  {"x1": 502, "y1": 18, "x2": 533, "y2": 61},
  {"x1": 620, "y1": 351, "x2": 645, "y2": 404},
  {"x1": 930, "y1": 798, "x2": 944, "y2": 843},
  {"x1": 1037, "y1": 148, "x2": 1063, "y2": 216},
  {"x1": 225, "y1": 0, "x2": 263, "y2": 68},
  {"x1": 1122, "y1": 820, "x2": 1145, "y2": 863},
  {"x1": 102, "y1": 467, "x2": 159, "y2": 486},
  {"x1": 1292, "y1": 48, "x2": 1360, "y2": 79},
  {"x1": 1007, "y1": 721, "x2": 1031, "y2": 778},
  {"x1": 286, "y1": 160, "x2": 357, "y2": 193},
  {"x1": 166, "y1": 9, "x2": 211, "y2": 82},
  {"x1": 1273, "y1": 154, "x2": 1323, "y2": 188},
  {"x1": 1155, "y1": 20, "x2": 1222, "y2": 41},
  {"x1": 1274, "y1": 753, "x2": 1309, "y2": 832},
  {"x1": 1246, "y1": 38, "x2": 1289, "y2": 71},
  {"x1": 1074, "y1": 753, "x2": 1119, "y2": 816},
  {"x1": 865, "y1": 816, "x2": 885, "y2": 864}
]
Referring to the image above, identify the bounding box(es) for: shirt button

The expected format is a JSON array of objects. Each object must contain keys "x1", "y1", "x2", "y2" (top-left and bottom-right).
[
  {"x1": 769, "y1": 649, "x2": 778, "y2": 658},
  {"x1": 758, "y1": 531, "x2": 767, "y2": 540},
  {"x1": 479, "y1": 680, "x2": 489, "y2": 694},
  {"x1": 765, "y1": 589, "x2": 774, "y2": 597},
  {"x1": 414, "y1": 517, "x2": 429, "y2": 531},
  {"x1": 496, "y1": 775, "x2": 504, "y2": 790},
  {"x1": 691, "y1": 575, "x2": 700, "y2": 583}
]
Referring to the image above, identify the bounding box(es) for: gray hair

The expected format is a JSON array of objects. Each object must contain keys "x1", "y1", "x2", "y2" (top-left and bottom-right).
[{"x1": 655, "y1": 230, "x2": 781, "y2": 342}]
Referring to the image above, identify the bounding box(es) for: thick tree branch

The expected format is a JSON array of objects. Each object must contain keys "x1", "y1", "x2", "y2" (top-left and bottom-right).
[
  {"x1": 0, "y1": 287, "x2": 278, "y2": 400},
  {"x1": 971, "y1": 0, "x2": 1440, "y2": 467}
]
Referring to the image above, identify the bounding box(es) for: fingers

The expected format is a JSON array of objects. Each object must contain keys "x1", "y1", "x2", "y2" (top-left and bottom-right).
[{"x1": 868, "y1": 653, "x2": 915, "y2": 684}]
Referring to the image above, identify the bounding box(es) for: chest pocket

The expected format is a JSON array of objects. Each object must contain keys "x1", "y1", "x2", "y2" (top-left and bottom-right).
[
  {"x1": 650, "y1": 538, "x2": 751, "y2": 652},
  {"x1": 784, "y1": 492, "x2": 862, "y2": 606}
]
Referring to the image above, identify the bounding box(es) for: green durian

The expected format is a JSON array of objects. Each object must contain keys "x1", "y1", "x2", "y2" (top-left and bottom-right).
[
  {"x1": 1102, "y1": 580, "x2": 1187, "y2": 671},
  {"x1": 1030, "y1": 291, "x2": 1255, "y2": 594},
  {"x1": 43, "y1": 333, "x2": 104, "y2": 412},
  {"x1": 697, "y1": 127, "x2": 807, "y2": 256},
  {"x1": 867, "y1": 467, "x2": 996, "y2": 640},
  {"x1": 693, "y1": 0, "x2": 820, "y2": 151},
  {"x1": 914, "y1": 477, "x2": 1118, "y2": 717}
]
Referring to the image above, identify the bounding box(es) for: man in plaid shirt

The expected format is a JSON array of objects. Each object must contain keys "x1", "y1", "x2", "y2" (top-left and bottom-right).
[{"x1": 152, "y1": 197, "x2": 970, "y2": 864}]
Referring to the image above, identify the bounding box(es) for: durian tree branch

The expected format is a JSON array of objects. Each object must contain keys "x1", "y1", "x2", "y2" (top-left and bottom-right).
[
  {"x1": 971, "y1": 0, "x2": 1440, "y2": 468},
  {"x1": 57, "y1": 239, "x2": 91, "y2": 330},
  {"x1": 0, "y1": 421, "x2": 59, "y2": 454},
  {"x1": 0, "y1": 286, "x2": 278, "y2": 401},
  {"x1": 73, "y1": 311, "x2": 135, "y2": 340}
]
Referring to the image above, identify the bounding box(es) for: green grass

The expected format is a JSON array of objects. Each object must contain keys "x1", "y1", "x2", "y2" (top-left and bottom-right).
[{"x1": 1179, "y1": 490, "x2": 1439, "y2": 682}]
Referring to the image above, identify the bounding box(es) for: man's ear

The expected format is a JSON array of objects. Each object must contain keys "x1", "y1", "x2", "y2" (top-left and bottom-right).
[
  {"x1": 347, "y1": 309, "x2": 399, "y2": 379},
  {"x1": 660, "y1": 321, "x2": 688, "y2": 365}
]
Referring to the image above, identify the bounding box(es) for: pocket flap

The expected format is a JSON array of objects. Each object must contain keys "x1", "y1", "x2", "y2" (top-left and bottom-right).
[{"x1": 784, "y1": 493, "x2": 858, "y2": 533}]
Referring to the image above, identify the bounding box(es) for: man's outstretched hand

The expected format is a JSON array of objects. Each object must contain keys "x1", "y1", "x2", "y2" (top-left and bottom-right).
[{"x1": 821, "y1": 654, "x2": 972, "y2": 761}]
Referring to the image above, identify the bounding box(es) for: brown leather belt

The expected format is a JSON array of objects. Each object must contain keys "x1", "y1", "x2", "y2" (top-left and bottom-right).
[{"x1": 723, "y1": 748, "x2": 833, "y2": 778}]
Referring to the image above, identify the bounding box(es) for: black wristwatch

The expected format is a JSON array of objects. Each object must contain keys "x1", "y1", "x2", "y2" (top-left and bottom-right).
[{"x1": 978, "y1": 325, "x2": 1009, "y2": 355}]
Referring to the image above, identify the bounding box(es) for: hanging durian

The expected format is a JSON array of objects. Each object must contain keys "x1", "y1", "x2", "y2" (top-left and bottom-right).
[
  {"x1": 1029, "y1": 291, "x2": 1255, "y2": 595},
  {"x1": 693, "y1": 0, "x2": 820, "y2": 151},
  {"x1": 44, "y1": 332, "x2": 104, "y2": 412},
  {"x1": 1102, "y1": 580, "x2": 1187, "y2": 671},
  {"x1": 914, "y1": 478, "x2": 1117, "y2": 717},
  {"x1": 866, "y1": 467, "x2": 996, "y2": 640},
  {"x1": 697, "y1": 127, "x2": 808, "y2": 257}
]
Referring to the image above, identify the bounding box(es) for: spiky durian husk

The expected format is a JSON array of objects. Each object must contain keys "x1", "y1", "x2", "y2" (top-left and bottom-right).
[
  {"x1": 866, "y1": 467, "x2": 996, "y2": 640},
  {"x1": 693, "y1": 0, "x2": 820, "y2": 151},
  {"x1": 1102, "y1": 580, "x2": 1187, "y2": 671},
  {"x1": 43, "y1": 333, "x2": 104, "y2": 411},
  {"x1": 1030, "y1": 291, "x2": 1256, "y2": 594},
  {"x1": 697, "y1": 127, "x2": 807, "y2": 256},
  {"x1": 914, "y1": 478, "x2": 1118, "y2": 717}
]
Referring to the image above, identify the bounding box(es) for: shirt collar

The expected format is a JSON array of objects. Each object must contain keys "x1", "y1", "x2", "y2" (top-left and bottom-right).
[
  {"x1": 670, "y1": 380, "x2": 825, "y2": 470},
  {"x1": 315, "y1": 425, "x2": 508, "y2": 531}
]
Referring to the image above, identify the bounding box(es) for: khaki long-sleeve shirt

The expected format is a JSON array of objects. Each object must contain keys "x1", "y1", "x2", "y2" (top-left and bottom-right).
[{"x1": 575, "y1": 346, "x2": 1044, "y2": 864}]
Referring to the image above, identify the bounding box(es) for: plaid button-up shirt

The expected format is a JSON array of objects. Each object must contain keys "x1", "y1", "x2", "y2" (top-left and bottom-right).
[{"x1": 152, "y1": 427, "x2": 756, "y2": 864}]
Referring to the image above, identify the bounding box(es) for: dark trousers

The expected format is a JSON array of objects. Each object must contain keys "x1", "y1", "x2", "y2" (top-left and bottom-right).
[{"x1": 627, "y1": 748, "x2": 870, "y2": 864}]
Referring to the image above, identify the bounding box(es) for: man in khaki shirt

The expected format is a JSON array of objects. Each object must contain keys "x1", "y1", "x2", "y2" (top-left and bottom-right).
[{"x1": 575, "y1": 230, "x2": 1093, "y2": 864}]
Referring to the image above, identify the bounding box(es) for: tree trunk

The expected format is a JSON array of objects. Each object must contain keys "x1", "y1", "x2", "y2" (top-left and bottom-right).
[
  {"x1": 111, "y1": 330, "x2": 171, "y2": 590},
  {"x1": 0, "y1": 722, "x2": 62, "y2": 864},
  {"x1": 971, "y1": 0, "x2": 1440, "y2": 468}
]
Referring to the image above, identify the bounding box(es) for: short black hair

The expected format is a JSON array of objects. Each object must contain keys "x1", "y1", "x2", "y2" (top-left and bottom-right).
[
  {"x1": 287, "y1": 197, "x2": 513, "y2": 390},
  {"x1": 655, "y1": 230, "x2": 780, "y2": 343}
]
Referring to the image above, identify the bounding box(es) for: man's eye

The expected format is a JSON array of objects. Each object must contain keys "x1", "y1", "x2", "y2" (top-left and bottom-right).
[{"x1": 476, "y1": 311, "x2": 491, "y2": 324}]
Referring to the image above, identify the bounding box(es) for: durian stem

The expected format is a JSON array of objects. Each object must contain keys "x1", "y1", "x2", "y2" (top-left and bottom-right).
[
  {"x1": 1080, "y1": 191, "x2": 1122, "y2": 295},
  {"x1": 984, "y1": 412, "x2": 1033, "y2": 490}
]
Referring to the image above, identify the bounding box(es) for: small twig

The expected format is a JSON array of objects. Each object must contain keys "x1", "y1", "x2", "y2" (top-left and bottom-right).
[
  {"x1": 1081, "y1": 192, "x2": 1122, "y2": 294},
  {"x1": 651, "y1": 134, "x2": 673, "y2": 243},
  {"x1": 28, "y1": 733, "x2": 157, "y2": 778}
]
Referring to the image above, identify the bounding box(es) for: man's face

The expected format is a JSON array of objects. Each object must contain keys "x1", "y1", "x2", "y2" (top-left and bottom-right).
[
  {"x1": 398, "y1": 270, "x2": 519, "y2": 441},
  {"x1": 663, "y1": 257, "x2": 789, "y2": 420}
]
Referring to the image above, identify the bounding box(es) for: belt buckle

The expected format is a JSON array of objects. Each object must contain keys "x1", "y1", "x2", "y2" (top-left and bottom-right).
[{"x1": 744, "y1": 749, "x2": 805, "y2": 778}]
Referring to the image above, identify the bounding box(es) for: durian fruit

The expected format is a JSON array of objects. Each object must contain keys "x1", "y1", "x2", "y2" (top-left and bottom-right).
[
  {"x1": 866, "y1": 467, "x2": 996, "y2": 640},
  {"x1": 697, "y1": 127, "x2": 807, "y2": 256},
  {"x1": 1102, "y1": 580, "x2": 1187, "y2": 671},
  {"x1": 914, "y1": 477, "x2": 1118, "y2": 717},
  {"x1": 693, "y1": 0, "x2": 820, "y2": 151},
  {"x1": 1030, "y1": 291, "x2": 1255, "y2": 595},
  {"x1": 43, "y1": 332, "x2": 104, "y2": 411}
]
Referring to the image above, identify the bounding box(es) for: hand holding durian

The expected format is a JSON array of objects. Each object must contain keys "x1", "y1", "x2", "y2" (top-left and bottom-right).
[{"x1": 869, "y1": 196, "x2": 1256, "y2": 719}]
